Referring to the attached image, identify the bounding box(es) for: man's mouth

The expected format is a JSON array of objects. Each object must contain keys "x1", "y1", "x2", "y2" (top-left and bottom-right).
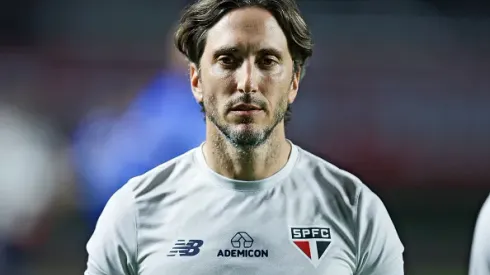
[
  {"x1": 229, "y1": 104, "x2": 263, "y2": 115},
  {"x1": 230, "y1": 104, "x2": 262, "y2": 111}
]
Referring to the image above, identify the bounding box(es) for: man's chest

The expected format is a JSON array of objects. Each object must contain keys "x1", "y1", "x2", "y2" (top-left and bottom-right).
[{"x1": 136, "y1": 193, "x2": 357, "y2": 275}]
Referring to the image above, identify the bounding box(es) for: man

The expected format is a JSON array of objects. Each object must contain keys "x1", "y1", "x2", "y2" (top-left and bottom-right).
[
  {"x1": 84, "y1": 0, "x2": 404, "y2": 274},
  {"x1": 469, "y1": 194, "x2": 490, "y2": 275}
]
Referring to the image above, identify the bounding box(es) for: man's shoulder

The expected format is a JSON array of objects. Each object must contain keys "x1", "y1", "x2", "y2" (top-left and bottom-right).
[
  {"x1": 120, "y1": 147, "x2": 200, "y2": 200},
  {"x1": 298, "y1": 148, "x2": 382, "y2": 217},
  {"x1": 295, "y1": 147, "x2": 404, "y2": 273},
  {"x1": 295, "y1": 146, "x2": 377, "y2": 209}
]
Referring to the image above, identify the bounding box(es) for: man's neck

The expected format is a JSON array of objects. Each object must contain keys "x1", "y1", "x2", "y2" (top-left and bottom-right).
[{"x1": 203, "y1": 127, "x2": 292, "y2": 181}]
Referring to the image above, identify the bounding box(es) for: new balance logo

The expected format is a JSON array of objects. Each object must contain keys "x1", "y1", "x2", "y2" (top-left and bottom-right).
[{"x1": 167, "y1": 240, "x2": 204, "y2": 257}]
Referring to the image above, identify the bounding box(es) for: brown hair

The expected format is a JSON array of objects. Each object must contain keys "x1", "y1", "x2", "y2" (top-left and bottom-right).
[{"x1": 175, "y1": 0, "x2": 313, "y2": 122}]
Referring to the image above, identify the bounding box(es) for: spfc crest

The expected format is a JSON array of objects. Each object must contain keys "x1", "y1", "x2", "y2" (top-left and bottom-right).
[{"x1": 289, "y1": 226, "x2": 332, "y2": 267}]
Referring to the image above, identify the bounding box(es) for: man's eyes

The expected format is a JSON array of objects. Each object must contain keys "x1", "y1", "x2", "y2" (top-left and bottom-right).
[
  {"x1": 217, "y1": 56, "x2": 237, "y2": 66},
  {"x1": 217, "y1": 55, "x2": 279, "y2": 69}
]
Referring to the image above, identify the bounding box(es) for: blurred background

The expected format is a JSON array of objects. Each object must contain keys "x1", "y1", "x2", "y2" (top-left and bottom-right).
[{"x1": 0, "y1": 0, "x2": 489, "y2": 274}]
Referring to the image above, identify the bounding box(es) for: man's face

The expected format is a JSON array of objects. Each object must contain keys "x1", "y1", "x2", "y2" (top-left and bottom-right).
[{"x1": 190, "y1": 7, "x2": 300, "y2": 148}]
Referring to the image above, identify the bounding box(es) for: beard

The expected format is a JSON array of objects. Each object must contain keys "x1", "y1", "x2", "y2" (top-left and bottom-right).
[{"x1": 202, "y1": 93, "x2": 289, "y2": 149}]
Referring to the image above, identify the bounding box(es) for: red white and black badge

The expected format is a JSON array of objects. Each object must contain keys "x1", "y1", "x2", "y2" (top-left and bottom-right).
[{"x1": 290, "y1": 226, "x2": 332, "y2": 267}]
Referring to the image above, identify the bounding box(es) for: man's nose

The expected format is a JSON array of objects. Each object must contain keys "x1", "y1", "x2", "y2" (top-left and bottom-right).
[{"x1": 236, "y1": 60, "x2": 258, "y2": 94}]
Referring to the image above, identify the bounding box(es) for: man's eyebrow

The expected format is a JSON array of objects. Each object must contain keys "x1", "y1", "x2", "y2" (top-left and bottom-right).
[
  {"x1": 212, "y1": 46, "x2": 283, "y2": 59},
  {"x1": 258, "y1": 48, "x2": 283, "y2": 59},
  {"x1": 212, "y1": 46, "x2": 239, "y2": 58}
]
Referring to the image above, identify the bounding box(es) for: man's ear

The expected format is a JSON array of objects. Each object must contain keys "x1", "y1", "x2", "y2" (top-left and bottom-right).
[
  {"x1": 288, "y1": 69, "x2": 301, "y2": 104},
  {"x1": 189, "y1": 63, "x2": 203, "y2": 103}
]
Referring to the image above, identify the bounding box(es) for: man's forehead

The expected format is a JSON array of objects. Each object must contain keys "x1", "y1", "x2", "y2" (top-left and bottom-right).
[
  {"x1": 213, "y1": 7, "x2": 278, "y2": 31},
  {"x1": 206, "y1": 8, "x2": 288, "y2": 55}
]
